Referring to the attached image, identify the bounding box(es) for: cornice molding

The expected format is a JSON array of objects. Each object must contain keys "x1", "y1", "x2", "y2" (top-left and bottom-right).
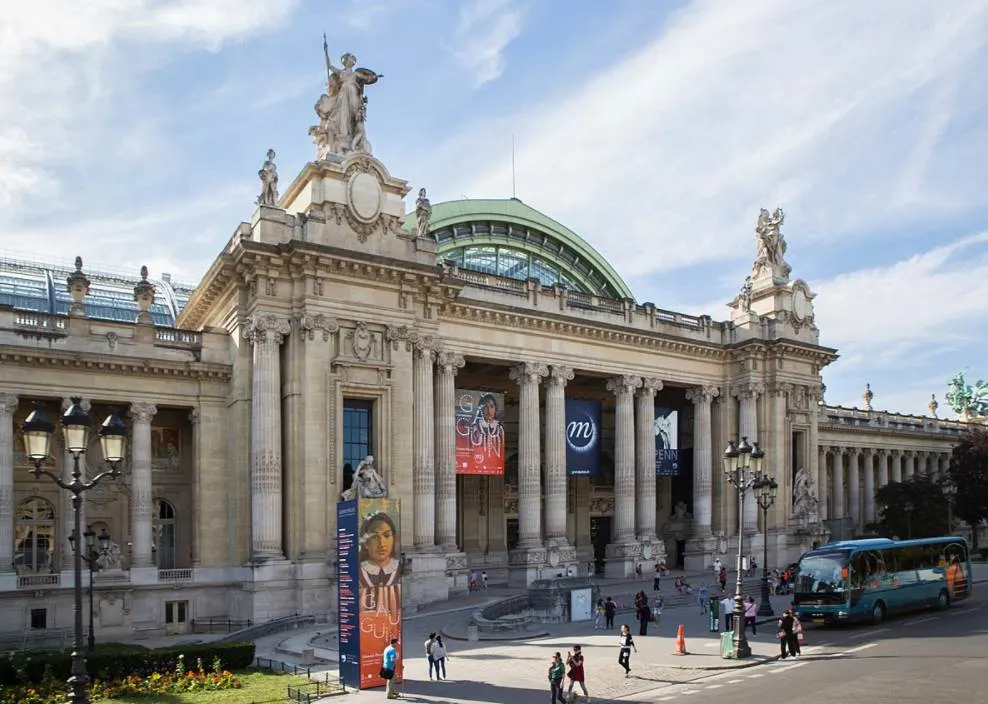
[{"x1": 0, "y1": 349, "x2": 232, "y2": 382}]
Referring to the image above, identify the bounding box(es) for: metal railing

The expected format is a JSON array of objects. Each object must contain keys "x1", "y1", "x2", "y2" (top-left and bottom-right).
[
  {"x1": 285, "y1": 673, "x2": 347, "y2": 702},
  {"x1": 158, "y1": 568, "x2": 194, "y2": 582},
  {"x1": 17, "y1": 573, "x2": 61, "y2": 588},
  {"x1": 190, "y1": 617, "x2": 253, "y2": 634}
]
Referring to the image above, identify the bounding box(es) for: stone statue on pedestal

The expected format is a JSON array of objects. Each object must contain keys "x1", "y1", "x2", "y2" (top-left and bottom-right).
[
  {"x1": 791, "y1": 467, "x2": 819, "y2": 522},
  {"x1": 415, "y1": 188, "x2": 432, "y2": 237},
  {"x1": 340, "y1": 455, "x2": 387, "y2": 501},
  {"x1": 97, "y1": 542, "x2": 123, "y2": 571},
  {"x1": 257, "y1": 149, "x2": 279, "y2": 206},
  {"x1": 310, "y1": 34, "x2": 382, "y2": 159},
  {"x1": 736, "y1": 276, "x2": 753, "y2": 312},
  {"x1": 929, "y1": 393, "x2": 939, "y2": 418},
  {"x1": 863, "y1": 383, "x2": 874, "y2": 411},
  {"x1": 751, "y1": 207, "x2": 792, "y2": 283}
]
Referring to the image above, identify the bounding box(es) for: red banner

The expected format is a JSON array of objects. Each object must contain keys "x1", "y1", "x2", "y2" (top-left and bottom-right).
[
  {"x1": 356, "y1": 498, "x2": 403, "y2": 688},
  {"x1": 455, "y1": 390, "x2": 505, "y2": 475}
]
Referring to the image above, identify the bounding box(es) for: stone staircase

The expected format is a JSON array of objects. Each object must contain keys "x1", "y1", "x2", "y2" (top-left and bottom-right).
[{"x1": 605, "y1": 574, "x2": 771, "y2": 614}]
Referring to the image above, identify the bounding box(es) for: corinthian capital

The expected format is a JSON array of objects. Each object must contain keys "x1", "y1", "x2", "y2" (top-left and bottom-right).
[
  {"x1": 640, "y1": 378, "x2": 663, "y2": 396},
  {"x1": 548, "y1": 365, "x2": 575, "y2": 387},
  {"x1": 685, "y1": 385, "x2": 720, "y2": 405},
  {"x1": 130, "y1": 402, "x2": 158, "y2": 424},
  {"x1": 606, "y1": 375, "x2": 642, "y2": 396},
  {"x1": 0, "y1": 394, "x2": 18, "y2": 417},
  {"x1": 730, "y1": 381, "x2": 764, "y2": 400},
  {"x1": 436, "y1": 351, "x2": 465, "y2": 375},
  {"x1": 413, "y1": 335, "x2": 438, "y2": 361},
  {"x1": 243, "y1": 314, "x2": 291, "y2": 346},
  {"x1": 509, "y1": 361, "x2": 549, "y2": 386}
]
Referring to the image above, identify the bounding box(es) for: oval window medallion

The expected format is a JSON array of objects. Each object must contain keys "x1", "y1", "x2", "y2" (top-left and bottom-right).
[{"x1": 348, "y1": 171, "x2": 382, "y2": 223}]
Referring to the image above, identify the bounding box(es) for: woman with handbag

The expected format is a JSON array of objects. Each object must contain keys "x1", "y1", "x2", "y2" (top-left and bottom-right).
[
  {"x1": 381, "y1": 638, "x2": 399, "y2": 699},
  {"x1": 548, "y1": 652, "x2": 566, "y2": 703},
  {"x1": 777, "y1": 610, "x2": 799, "y2": 659}
]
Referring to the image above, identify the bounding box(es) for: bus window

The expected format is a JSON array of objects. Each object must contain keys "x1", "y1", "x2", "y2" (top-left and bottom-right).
[{"x1": 795, "y1": 552, "x2": 848, "y2": 594}]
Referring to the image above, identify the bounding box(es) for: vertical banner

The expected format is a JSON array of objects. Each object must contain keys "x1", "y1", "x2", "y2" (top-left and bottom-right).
[
  {"x1": 655, "y1": 406, "x2": 680, "y2": 476},
  {"x1": 455, "y1": 390, "x2": 506, "y2": 475},
  {"x1": 565, "y1": 400, "x2": 602, "y2": 476},
  {"x1": 337, "y1": 498, "x2": 403, "y2": 690}
]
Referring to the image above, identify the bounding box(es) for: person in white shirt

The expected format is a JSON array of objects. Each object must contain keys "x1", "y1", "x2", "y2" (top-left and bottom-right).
[{"x1": 720, "y1": 596, "x2": 735, "y2": 631}]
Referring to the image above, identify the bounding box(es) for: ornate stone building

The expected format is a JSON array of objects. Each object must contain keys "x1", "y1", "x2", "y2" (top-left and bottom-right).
[{"x1": 0, "y1": 80, "x2": 970, "y2": 641}]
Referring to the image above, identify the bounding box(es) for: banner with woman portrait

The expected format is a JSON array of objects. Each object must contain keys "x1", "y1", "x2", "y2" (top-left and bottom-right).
[
  {"x1": 454, "y1": 389, "x2": 506, "y2": 475},
  {"x1": 337, "y1": 497, "x2": 402, "y2": 689}
]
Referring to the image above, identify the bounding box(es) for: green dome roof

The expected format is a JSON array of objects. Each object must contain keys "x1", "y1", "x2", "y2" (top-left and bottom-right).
[{"x1": 406, "y1": 198, "x2": 634, "y2": 300}]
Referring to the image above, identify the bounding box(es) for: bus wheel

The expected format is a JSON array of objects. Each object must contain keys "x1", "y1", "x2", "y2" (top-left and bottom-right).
[
  {"x1": 871, "y1": 601, "x2": 886, "y2": 625},
  {"x1": 937, "y1": 589, "x2": 950, "y2": 610}
]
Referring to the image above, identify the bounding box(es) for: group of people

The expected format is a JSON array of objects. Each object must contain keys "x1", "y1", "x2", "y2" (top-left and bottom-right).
[
  {"x1": 546, "y1": 624, "x2": 640, "y2": 703},
  {"x1": 467, "y1": 569, "x2": 489, "y2": 592}
]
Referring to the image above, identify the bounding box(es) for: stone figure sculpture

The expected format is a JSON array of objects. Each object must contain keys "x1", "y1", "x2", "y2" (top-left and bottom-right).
[
  {"x1": 257, "y1": 149, "x2": 279, "y2": 206},
  {"x1": 340, "y1": 455, "x2": 387, "y2": 501},
  {"x1": 751, "y1": 207, "x2": 792, "y2": 282},
  {"x1": 791, "y1": 467, "x2": 819, "y2": 521},
  {"x1": 929, "y1": 393, "x2": 939, "y2": 418},
  {"x1": 736, "y1": 276, "x2": 753, "y2": 313},
  {"x1": 310, "y1": 34, "x2": 382, "y2": 159},
  {"x1": 862, "y1": 383, "x2": 874, "y2": 411},
  {"x1": 96, "y1": 542, "x2": 123, "y2": 571},
  {"x1": 945, "y1": 372, "x2": 988, "y2": 420},
  {"x1": 415, "y1": 188, "x2": 432, "y2": 237}
]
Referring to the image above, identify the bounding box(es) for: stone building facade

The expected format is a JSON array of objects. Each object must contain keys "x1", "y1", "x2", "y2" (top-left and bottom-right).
[{"x1": 0, "y1": 146, "x2": 970, "y2": 642}]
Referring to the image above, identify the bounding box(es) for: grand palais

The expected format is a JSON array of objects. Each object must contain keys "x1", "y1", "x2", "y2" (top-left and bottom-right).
[{"x1": 0, "y1": 68, "x2": 973, "y2": 642}]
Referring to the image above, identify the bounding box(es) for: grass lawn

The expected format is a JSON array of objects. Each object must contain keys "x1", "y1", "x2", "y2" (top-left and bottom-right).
[{"x1": 95, "y1": 670, "x2": 311, "y2": 703}]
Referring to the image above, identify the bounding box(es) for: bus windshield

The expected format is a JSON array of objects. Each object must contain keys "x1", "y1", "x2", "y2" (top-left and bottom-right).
[{"x1": 795, "y1": 551, "x2": 849, "y2": 594}]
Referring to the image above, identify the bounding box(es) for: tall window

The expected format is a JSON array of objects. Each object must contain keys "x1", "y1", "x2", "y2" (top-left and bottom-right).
[
  {"x1": 342, "y1": 399, "x2": 374, "y2": 492},
  {"x1": 14, "y1": 497, "x2": 55, "y2": 573},
  {"x1": 153, "y1": 499, "x2": 177, "y2": 569}
]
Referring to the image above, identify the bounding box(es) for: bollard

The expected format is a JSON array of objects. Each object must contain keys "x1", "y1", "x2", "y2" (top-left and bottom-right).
[{"x1": 466, "y1": 622, "x2": 480, "y2": 641}]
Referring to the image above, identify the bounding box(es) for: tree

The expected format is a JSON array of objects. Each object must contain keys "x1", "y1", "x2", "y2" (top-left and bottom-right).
[
  {"x1": 948, "y1": 426, "x2": 988, "y2": 550},
  {"x1": 874, "y1": 477, "x2": 949, "y2": 540}
]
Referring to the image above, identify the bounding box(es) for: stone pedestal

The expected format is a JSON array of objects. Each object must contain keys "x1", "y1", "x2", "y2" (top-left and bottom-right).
[
  {"x1": 684, "y1": 535, "x2": 719, "y2": 572},
  {"x1": 604, "y1": 542, "x2": 640, "y2": 579},
  {"x1": 444, "y1": 551, "x2": 470, "y2": 596},
  {"x1": 243, "y1": 559, "x2": 297, "y2": 622},
  {"x1": 405, "y1": 552, "x2": 448, "y2": 608},
  {"x1": 508, "y1": 546, "x2": 548, "y2": 588}
]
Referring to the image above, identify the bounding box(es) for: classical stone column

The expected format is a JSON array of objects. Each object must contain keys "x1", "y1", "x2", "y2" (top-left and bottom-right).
[
  {"x1": 876, "y1": 449, "x2": 889, "y2": 490},
  {"x1": 863, "y1": 449, "x2": 876, "y2": 525},
  {"x1": 817, "y1": 447, "x2": 828, "y2": 521},
  {"x1": 61, "y1": 397, "x2": 90, "y2": 569},
  {"x1": 413, "y1": 338, "x2": 438, "y2": 550},
  {"x1": 435, "y1": 351, "x2": 464, "y2": 551},
  {"x1": 685, "y1": 385, "x2": 718, "y2": 537},
  {"x1": 608, "y1": 375, "x2": 641, "y2": 545},
  {"x1": 831, "y1": 447, "x2": 845, "y2": 520},
  {"x1": 244, "y1": 314, "x2": 291, "y2": 560},
  {"x1": 0, "y1": 394, "x2": 17, "y2": 573},
  {"x1": 635, "y1": 379, "x2": 662, "y2": 543},
  {"x1": 733, "y1": 383, "x2": 763, "y2": 534},
  {"x1": 847, "y1": 448, "x2": 861, "y2": 532},
  {"x1": 891, "y1": 450, "x2": 903, "y2": 484},
  {"x1": 129, "y1": 402, "x2": 157, "y2": 568},
  {"x1": 509, "y1": 362, "x2": 548, "y2": 549},
  {"x1": 545, "y1": 365, "x2": 573, "y2": 547},
  {"x1": 940, "y1": 452, "x2": 951, "y2": 479}
]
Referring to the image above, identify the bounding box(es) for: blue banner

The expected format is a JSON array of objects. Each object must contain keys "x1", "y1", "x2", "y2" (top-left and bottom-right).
[
  {"x1": 655, "y1": 407, "x2": 680, "y2": 476},
  {"x1": 566, "y1": 399, "x2": 602, "y2": 476},
  {"x1": 336, "y1": 500, "x2": 360, "y2": 688}
]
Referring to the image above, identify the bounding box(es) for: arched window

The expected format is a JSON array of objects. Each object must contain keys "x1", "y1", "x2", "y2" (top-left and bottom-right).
[
  {"x1": 14, "y1": 497, "x2": 55, "y2": 574},
  {"x1": 153, "y1": 499, "x2": 177, "y2": 570}
]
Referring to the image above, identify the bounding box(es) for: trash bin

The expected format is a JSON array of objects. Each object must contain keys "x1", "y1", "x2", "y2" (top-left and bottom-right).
[
  {"x1": 466, "y1": 622, "x2": 479, "y2": 642},
  {"x1": 720, "y1": 631, "x2": 735, "y2": 659}
]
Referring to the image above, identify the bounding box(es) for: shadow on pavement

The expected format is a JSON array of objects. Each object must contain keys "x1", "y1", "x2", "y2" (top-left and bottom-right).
[{"x1": 394, "y1": 677, "x2": 661, "y2": 704}]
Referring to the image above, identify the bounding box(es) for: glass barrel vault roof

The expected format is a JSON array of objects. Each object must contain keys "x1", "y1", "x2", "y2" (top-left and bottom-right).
[
  {"x1": 404, "y1": 198, "x2": 634, "y2": 299},
  {"x1": 0, "y1": 256, "x2": 195, "y2": 327}
]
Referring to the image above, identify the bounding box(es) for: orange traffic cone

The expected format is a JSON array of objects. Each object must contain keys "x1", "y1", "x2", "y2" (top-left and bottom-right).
[{"x1": 674, "y1": 624, "x2": 688, "y2": 655}]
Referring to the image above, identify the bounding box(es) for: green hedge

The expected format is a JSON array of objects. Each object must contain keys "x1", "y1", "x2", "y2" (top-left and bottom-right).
[{"x1": 1, "y1": 641, "x2": 255, "y2": 685}]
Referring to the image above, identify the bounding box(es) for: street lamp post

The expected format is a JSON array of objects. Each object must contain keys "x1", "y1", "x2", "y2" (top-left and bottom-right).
[
  {"x1": 754, "y1": 476, "x2": 778, "y2": 617},
  {"x1": 722, "y1": 437, "x2": 765, "y2": 660},
  {"x1": 68, "y1": 526, "x2": 111, "y2": 651},
  {"x1": 21, "y1": 399, "x2": 127, "y2": 704},
  {"x1": 903, "y1": 500, "x2": 914, "y2": 539},
  {"x1": 943, "y1": 480, "x2": 957, "y2": 535}
]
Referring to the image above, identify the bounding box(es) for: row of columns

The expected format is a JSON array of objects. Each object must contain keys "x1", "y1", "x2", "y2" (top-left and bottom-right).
[
  {"x1": 0, "y1": 394, "x2": 162, "y2": 572},
  {"x1": 820, "y1": 446, "x2": 952, "y2": 530}
]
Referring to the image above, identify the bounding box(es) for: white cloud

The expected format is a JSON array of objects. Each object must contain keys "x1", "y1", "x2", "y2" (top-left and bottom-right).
[
  {"x1": 422, "y1": 0, "x2": 988, "y2": 280},
  {"x1": 446, "y1": 0, "x2": 524, "y2": 87}
]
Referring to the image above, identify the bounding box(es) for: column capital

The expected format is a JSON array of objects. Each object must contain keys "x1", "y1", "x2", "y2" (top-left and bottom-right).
[
  {"x1": 844, "y1": 446, "x2": 861, "y2": 456},
  {"x1": 129, "y1": 402, "x2": 157, "y2": 424},
  {"x1": 436, "y1": 351, "x2": 465, "y2": 375},
  {"x1": 828, "y1": 445, "x2": 842, "y2": 456},
  {"x1": 510, "y1": 361, "x2": 548, "y2": 386},
  {"x1": 0, "y1": 394, "x2": 17, "y2": 417},
  {"x1": 607, "y1": 375, "x2": 642, "y2": 396},
  {"x1": 873, "y1": 447, "x2": 887, "y2": 456},
  {"x1": 640, "y1": 377, "x2": 663, "y2": 396},
  {"x1": 548, "y1": 365, "x2": 575, "y2": 387},
  {"x1": 413, "y1": 335, "x2": 440, "y2": 360},
  {"x1": 730, "y1": 381, "x2": 764, "y2": 400},
  {"x1": 769, "y1": 381, "x2": 792, "y2": 398},
  {"x1": 189, "y1": 408, "x2": 201, "y2": 425},
  {"x1": 685, "y1": 385, "x2": 719, "y2": 404},
  {"x1": 244, "y1": 313, "x2": 291, "y2": 346},
  {"x1": 292, "y1": 312, "x2": 339, "y2": 341}
]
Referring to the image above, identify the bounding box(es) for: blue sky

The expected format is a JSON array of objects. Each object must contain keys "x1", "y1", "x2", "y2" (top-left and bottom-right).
[{"x1": 2, "y1": 0, "x2": 987, "y2": 417}]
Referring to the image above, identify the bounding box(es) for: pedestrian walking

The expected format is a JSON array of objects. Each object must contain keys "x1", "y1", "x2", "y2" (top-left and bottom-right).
[
  {"x1": 565, "y1": 645, "x2": 589, "y2": 701},
  {"x1": 653, "y1": 563, "x2": 662, "y2": 591},
  {"x1": 548, "y1": 652, "x2": 566, "y2": 704},
  {"x1": 481, "y1": 570, "x2": 488, "y2": 590},
  {"x1": 617, "y1": 624, "x2": 637, "y2": 677},
  {"x1": 744, "y1": 596, "x2": 758, "y2": 635},
  {"x1": 424, "y1": 631, "x2": 438, "y2": 679},
  {"x1": 793, "y1": 611, "x2": 805, "y2": 652},
  {"x1": 697, "y1": 583, "x2": 709, "y2": 614},
  {"x1": 720, "y1": 595, "x2": 734, "y2": 631},
  {"x1": 719, "y1": 565, "x2": 728, "y2": 593},
  {"x1": 381, "y1": 638, "x2": 399, "y2": 699},
  {"x1": 652, "y1": 592, "x2": 664, "y2": 626},
  {"x1": 777, "y1": 609, "x2": 799, "y2": 659},
  {"x1": 432, "y1": 635, "x2": 448, "y2": 680},
  {"x1": 593, "y1": 598, "x2": 605, "y2": 630},
  {"x1": 636, "y1": 599, "x2": 651, "y2": 636},
  {"x1": 604, "y1": 596, "x2": 616, "y2": 629}
]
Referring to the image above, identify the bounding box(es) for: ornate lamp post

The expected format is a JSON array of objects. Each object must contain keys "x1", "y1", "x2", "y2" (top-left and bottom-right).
[
  {"x1": 754, "y1": 476, "x2": 778, "y2": 617},
  {"x1": 943, "y1": 480, "x2": 957, "y2": 534},
  {"x1": 722, "y1": 437, "x2": 765, "y2": 659},
  {"x1": 21, "y1": 399, "x2": 127, "y2": 704},
  {"x1": 903, "y1": 500, "x2": 914, "y2": 539},
  {"x1": 68, "y1": 526, "x2": 111, "y2": 651}
]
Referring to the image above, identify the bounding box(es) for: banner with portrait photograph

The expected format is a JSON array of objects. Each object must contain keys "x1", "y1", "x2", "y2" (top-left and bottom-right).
[
  {"x1": 454, "y1": 389, "x2": 506, "y2": 475},
  {"x1": 337, "y1": 497, "x2": 403, "y2": 690},
  {"x1": 565, "y1": 399, "x2": 602, "y2": 476},
  {"x1": 654, "y1": 406, "x2": 680, "y2": 476}
]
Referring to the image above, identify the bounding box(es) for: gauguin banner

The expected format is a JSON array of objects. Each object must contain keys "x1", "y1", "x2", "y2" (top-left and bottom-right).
[
  {"x1": 565, "y1": 399, "x2": 602, "y2": 476},
  {"x1": 454, "y1": 389, "x2": 506, "y2": 475},
  {"x1": 337, "y1": 497, "x2": 403, "y2": 690},
  {"x1": 655, "y1": 407, "x2": 680, "y2": 476}
]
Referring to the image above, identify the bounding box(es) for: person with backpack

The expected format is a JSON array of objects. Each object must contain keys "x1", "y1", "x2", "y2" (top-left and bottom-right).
[
  {"x1": 604, "y1": 596, "x2": 617, "y2": 629},
  {"x1": 424, "y1": 631, "x2": 438, "y2": 679}
]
